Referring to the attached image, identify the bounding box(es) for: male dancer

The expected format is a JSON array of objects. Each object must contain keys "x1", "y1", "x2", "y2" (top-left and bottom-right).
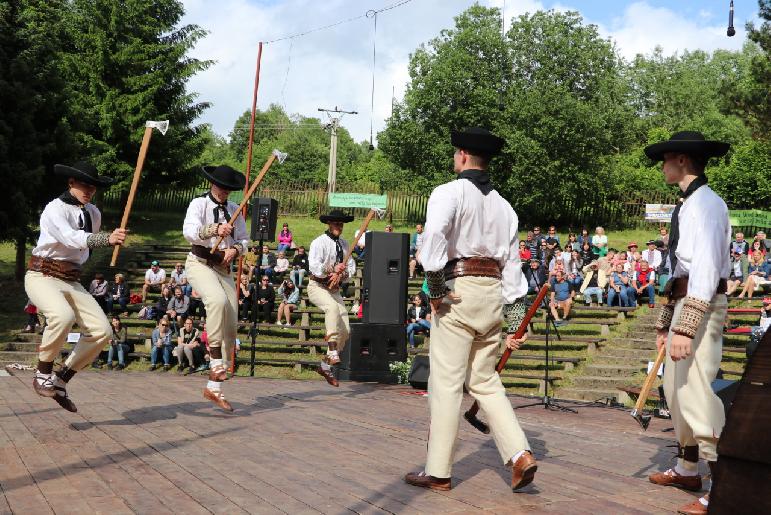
[
  {"x1": 183, "y1": 165, "x2": 247, "y2": 411},
  {"x1": 26, "y1": 162, "x2": 126, "y2": 412},
  {"x1": 307, "y1": 209, "x2": 356, "y2": 387},
  {"x1": 645, "y1": 132, "x2": 731, "y2": 515},
  {"x1": 404, "y1": 127, "x2": 535, "y2": 492}
]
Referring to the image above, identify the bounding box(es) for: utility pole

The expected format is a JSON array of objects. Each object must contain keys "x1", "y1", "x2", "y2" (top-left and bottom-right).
[{"x1": 318, "y1": 106, "x2": 357, "y2": 192}]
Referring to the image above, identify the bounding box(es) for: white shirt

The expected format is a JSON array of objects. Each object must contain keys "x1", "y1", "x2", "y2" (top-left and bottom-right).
[
  {"x1": 421, "y1": 179, "x2": 527, "y2": 304},
  {"x1": 145, "y1": 268, "x2": 166, "y2": 284},
  {"x1": 308, "y1": 233, "x2": 356, "y2": 278},
  {"x1": 670, "y1": 185, "x2": 731, "y2": 303},
  {"x1": 170, "y1": 269, "x2": 187, "y2": 284},
  {"x1": 32, "y1": 198, "x2": 102, "y2": 265},
  {"x1": 643, "y1": 248, "x2": 662, "y2": 270},
  {"x1": 182, "y1": 195, "x2": 248, "y2": 252}
]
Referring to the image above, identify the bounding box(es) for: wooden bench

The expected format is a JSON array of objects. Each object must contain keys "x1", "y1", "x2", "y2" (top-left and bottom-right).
[
  {"x1": 727, "y1": 308, "x2": 762, "y2": 314},
  {"x1": 530, "y1": 318, "x2": 619, "y2": 336},
  {"x1": 406, "y1": 348, "x2": 582, "y2": 370}
]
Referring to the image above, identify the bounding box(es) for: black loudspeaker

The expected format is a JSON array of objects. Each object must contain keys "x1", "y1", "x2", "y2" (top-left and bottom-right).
[
  {"x1": 407, "y1": 354, "x2": 430, "y2": 390},
  {"x1": 712, "y1": 378, "x2": 740, "y2": 416},
  {"x1": 338, "y1": 322, "x2": 406, "y2": 383},
  {"x1": 250, "y1": 197, "x2": 278, "y2": 242},
  {"x1": 363, "y1": 231, "x2": 409, "y2": 324}
]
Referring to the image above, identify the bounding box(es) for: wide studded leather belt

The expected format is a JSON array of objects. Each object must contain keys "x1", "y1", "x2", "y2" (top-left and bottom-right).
[
  {"x1": 666, "y1": 276, "x2": 727, "y2": 301},
  {"x1": 190, "y1": 244, "x2": 225, "y2": 268},
  {"x1": 444, "y1": 257, "x2": 502, "y2": 280},
  {"x1": 28, "y1": 255, "x2": 81, "y2": 282}
]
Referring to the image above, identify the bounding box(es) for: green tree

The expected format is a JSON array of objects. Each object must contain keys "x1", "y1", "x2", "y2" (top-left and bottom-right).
[
  {"x1": 63, "y1": 0, "x2": 211, "y2": 187},
  {"x1": 0, "y1": 0, "x2": 76, "y2": 279}
]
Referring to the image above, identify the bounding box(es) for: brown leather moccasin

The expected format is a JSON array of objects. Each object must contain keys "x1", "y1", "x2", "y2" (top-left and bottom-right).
[
  {"x1": 649, "y1": 469, "x2": 702, "y2": 492},
  {"x1": 404, "y1": 471, "x2": 451, "y2": 491},
  {"x1": 32, "y1": 376, "x2": 56, "y2": 398},
  {"x1": 203, "y1": 388, "x2": 233, "y2": 412},
  {"x1": 677, "y1": 495, "x2": 708, "y2": 515},
  {"x1": 511, "y1": 451, "x2": 537, "y2": 491},
  {"x1": 316, "y1": 366, "x2": 339, "y2": 387}
]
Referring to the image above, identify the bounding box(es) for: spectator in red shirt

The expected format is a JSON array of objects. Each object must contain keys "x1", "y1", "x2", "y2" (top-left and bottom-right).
[{"x1": 518, "y1": 240, "x2": 531, "y2": 262}]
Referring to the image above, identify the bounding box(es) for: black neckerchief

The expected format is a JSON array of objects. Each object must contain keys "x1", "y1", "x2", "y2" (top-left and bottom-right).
[
  {"x1": 207, "y1": 192, "x2": 231, "y2": 223},
  {"x1": 457, "y1": 169, "x2": 493, "y2": 195},
  {"x1": 668, "y1": 174, "x2": 708, "y2": 274},
  {"x1": 59, "y1": 190, "x2": 93, "y2": 233},
  {"x1": 325, "y1": 230, "x2": 344, "y2": 263}
]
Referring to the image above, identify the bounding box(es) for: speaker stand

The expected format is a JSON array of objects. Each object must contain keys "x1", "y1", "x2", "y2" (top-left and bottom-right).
[{"x1": 249, "y1": 235, "x2": 264, "y2": 377}]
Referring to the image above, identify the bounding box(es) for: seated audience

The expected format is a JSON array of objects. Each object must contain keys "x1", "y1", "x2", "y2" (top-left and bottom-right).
[
  {"x1": 409, "y1": 223, "x2": 424, "y2": 279},
  {"x1": 406, "y1": 294, "x2": 431, "y2": 349},
  {"x1": 525, "y1": 231, "x2": 538, "y2": 256},
  {"x1": 632, "y1": 260, "x2": 656, "y2": 308},
  {"x1": 546, "y1": 226, "x2": 560, "y2": 245},
  {"x1": 109, "y1": 273, "x2": 130, "y2": 315},
  {"x1": 549, "y1": 271, "x2": 573, "y2": 324},
  {"x1": 748, "y1": 297, "x2": 771, "y2": 357},
  {"x1": 176, "y1": 317, "x2": 204, "y2": 374},
  {"x1": 519, "y1": 240, "x2": 531, "y2": 262},
  {"x1": 656, "y1": 242, "x2": 671, "y2": 293},
  {"x1": 353, "y1": 229, "x2": 368, "y2": 259},
  {"x1": 578, "y1": 228, "x2": 591, "y2": 248},
  {"x1": 106, "y1": 315, "x2": 132, "y2": 370},
  {"x1": 524, "y1": 259, "x2": 547, "y2": 294},
  {"x1": 253, "y1": 275, "x2": 275, "y2": 323},
  {"x1": 277, "y1": 223, "x2": 293, "y2": 252},
  {"x1": 579, "y1": 241, "x2": 594, "y2": 267},
  {"x1": 756, "y1": 231, "x2": 771, "y2": 253},
  {"x1": 290, "y1": 246, "x2": 309, "y2": 287},
  {"x1": 155, "y1": 286, "x2": 174, "y2": 321},
  {"x1": 732, "y1": 231, "x2": 750, "y2": 278},
  {"x1": 608, "y1": 263, "x2": 630, "y2": 307},
  {"x1": 537, "y1": 239, "x2": 550, "y2": 266},
  {"x1": 658, "y1": 226, "x2": 669, "y2": 248},
  {"x1": 738, "y1": 250, "x2": 770, "y2": 299},
  {"x1": 150, "y1": 316, "x2": 175, "y2": 371},
  {"x1": 580, "y1": 261, "x2": 607, "y2": 305},
  {"x1": 276, "y1": 279, "x2": 300, "y2": 326},
  {"x1": 726, "y1": 251, "x2": 744, "y2": 296},
  {"x1": 592, "y1": 226, "x2": 608, "y2": 257},
  {"x1": 751, "y1": 239, "x2": 767, "y2": 258},
  {"x1": 258, "y1": 244, "x2": 277, "y2": 282},
  {"x1": 384, "y1": 224, "x2": 394, "y2": 233},
  {"x1": 188, "y1": 289, "x2": 205, "y2": 320},
  {"x1": 166, "y1": 286, "x2": 190, "y2": 328},
  {"x1": 274, "y1": 251, "x2": 290, "y2": 281},
  {"x1": 565, "y1": 250, "x2": 583, "y2": 291},
  {"x1": 23, "y1": 300, "x2": 39, "y2": 333},
  {"x1": 142, "y1": 260, "x2": 166, "y2": 302},
  {"x1": 566, "y1": 232, "x2": 580, "y2": 252},
  {"x1": 89, "y1": 273, "x2": 110, "y2": 313},
  {"x1": 238, "y1": 275, "x2": 253, "y2": 321},
  {"x1": 168, "y1": 262, "x2": 191, "y2": 296},
  {"x1": 643, "y1": 240, "x2": 662, "y2": 272}
]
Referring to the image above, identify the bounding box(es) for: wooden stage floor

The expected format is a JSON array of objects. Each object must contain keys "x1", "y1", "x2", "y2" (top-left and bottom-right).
[{"x1": 0, "y1": 371, "x2": 702, "y2": 514}]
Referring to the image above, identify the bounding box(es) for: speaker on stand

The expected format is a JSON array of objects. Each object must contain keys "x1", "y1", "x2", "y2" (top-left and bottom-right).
[
  {"x1": 362, "y1": 231, "x2": 409, "y2": 324},
  {"x1": 250, "y1": 197, "x2": 278, "y2": 242}
]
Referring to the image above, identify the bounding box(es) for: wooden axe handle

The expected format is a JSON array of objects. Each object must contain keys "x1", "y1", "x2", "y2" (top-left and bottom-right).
[
  {"x1": 210, "y1": 153, "x2": 277, "y2": 252},
  {"x1": 632, "y1": 344, "x2": 666, "y2": 414},
  {"x1": 110, "y1": 126, "x2": 154, "y2": 267},
  {"x1": 343, "y1": 209, "x2": 376, "y2": 265},
  {"x1": 466, "y1": 283, "x2": 551, "y2": 419}
]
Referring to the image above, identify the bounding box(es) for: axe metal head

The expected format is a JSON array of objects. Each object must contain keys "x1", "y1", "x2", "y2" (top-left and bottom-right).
[
  {"x1": 272, "y1": 149, "x2": 288, "y2": 164},
  {"x1": 146, "y1": 120, "x2": 169, "y2": 135},
  {"x1": 464, "y1": 410, "x2": 491, "y2": 434},
  {"x1": 630, "y1": 408, "x2": 651, "y2": 431}
]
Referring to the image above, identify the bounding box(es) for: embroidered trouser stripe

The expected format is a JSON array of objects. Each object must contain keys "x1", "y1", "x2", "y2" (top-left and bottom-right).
[
  {"x1": 663, "y1": 293, "x2": 727, "y2": 463},
  {"x1": 425, "y1": 276, "x2": 530, "y2": 478},
  {"x1": 185, "y1": 256, "x2": 237, "y2": 369},
  {"x1": 307, "y1": 281, "x2": 350, "y2": 351},
  {"x1": 25, "y1": 271, "x2": 111, "y2": 370}
]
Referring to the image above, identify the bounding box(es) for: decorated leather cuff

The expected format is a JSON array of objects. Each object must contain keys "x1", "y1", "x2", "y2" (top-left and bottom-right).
[
  {"x1": 503, "y1": 298, "x2": 527, "y2": 334},
  {"x1": 425, "y1": 270, "x2": 449, "y2": 299},
  {"x1": 672, "y1": 296, "x2": 710, "y2": 338},
  {"x1": 198, "y1": 223, "x2": 219, "y2": 239},
  {"x1": 654, "y1": 303, "x2": 674, "y2": 331},
  {"x1": 86, "y1": 232, "x2": 111, "y2": 248}
]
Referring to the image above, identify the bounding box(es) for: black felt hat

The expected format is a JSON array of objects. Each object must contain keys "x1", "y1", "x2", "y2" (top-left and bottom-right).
[
  {"x1": 319, "y1": 209, "x2": 354, "y2": 224},
  {"x1": 54, "y1": 162, "x2": 114, "y2": 187},
  {"x1": 200, "y1": 165, "x2": 246, "y2": 191},
  {"x1": 644, "y1": 131, "x2": 730, "y2": 162},
  {"x1": 451, "y1": 127, "x2": 505, "y2": 156}
]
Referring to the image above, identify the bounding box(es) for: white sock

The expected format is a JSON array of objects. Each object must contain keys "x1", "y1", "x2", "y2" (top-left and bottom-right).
[
  {"x1": 210, "y1": 358, "x2": 223, "y2": 369},
  {"x1": 699, "y1": 496, "x2": 709, "y2": 506},
  {"x1": 674, "y1": 463, "x2": 699, "y2": 476},
  {"x1": 320, "y1": 361, "x2": 331, "y2": 371},
  {"x1": 510, "y1": 450, "x2": 527, "y2": 464},
  {"x1": 35, "y1": 371, "x2": 53, "y2": 383},
  {"x1": 327, "y1": 350, "x2": 339, "y2": 358},
  {"x1": 206, "y1": 380, "x2": 221, "y2": 391}
]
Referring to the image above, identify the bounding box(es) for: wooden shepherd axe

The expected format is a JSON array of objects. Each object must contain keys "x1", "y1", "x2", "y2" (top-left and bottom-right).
[
  {"x1": 630, "y1": 344, "x2": 666, "y2": 430},
  {"x1": 464, "y1": 283, "x2": 551, "y2": 434},
  {"x1": 110, "y1": 120, "x2": 169, "y2": 267},
  {"x1": 210, "y1": 149, "x2": 288, "y2": 253}
]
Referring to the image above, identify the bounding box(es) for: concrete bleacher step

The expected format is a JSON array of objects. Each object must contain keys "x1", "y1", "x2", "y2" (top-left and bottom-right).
[
  {"x1": 600, "y1": 346, "x2": 657, "y2": 359},
  {"x1": 571, "y1": 375, "x2": 637, "y2": 389},
  {"x1": 592, "y1": 355, "x2": 648, "y2": 366},
  {"x1": 582, "y1": 363, "x2": 643, "y2": 378},
  {"x1": 558, "y1": 387, "x2": 624, "y2": 403}
]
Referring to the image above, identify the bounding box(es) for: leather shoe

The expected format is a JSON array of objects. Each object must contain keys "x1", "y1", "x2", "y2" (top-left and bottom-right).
[
  {"x1": 53, "y1": 388, "x2": 78, "y2": 413},
  {"x1": 677, "y1": 495, "x2": 708, "y2": 515},
  {"x1": 404, "y1": 471, "x2": 451, "y2": 491},
  {"x1": 209, "y1": 364, "x2": 228, "y2": 382},
  {"x1": 32, "y1": 376, "x2": 56, "y2": 398},
  {"x1": 649, "y1": 469, "x2": 702, "y2": 491},
  {"x1": 511, "y1": 451, "x2": 537, "y2": 491},
  {"x1": 316, "y1": 366, "x2": 339, "y2": 387},
  {"x1": 203, "y1": 388, "x2": 233, "y2": 412}
]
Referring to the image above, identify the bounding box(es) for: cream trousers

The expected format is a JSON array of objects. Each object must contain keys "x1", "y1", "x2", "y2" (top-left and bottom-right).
[
  {"x1": 25, "y1": 271, "x2": 112, "y2": 370},
  {"x1": 307, "y1": 280, "x2": 349, "y2": 350},
  {"x1": 664, "y1": 293, "x2": 727, "y2": 463},
  {"x1": 425, "y1": 276, "x2": 530, "y2": 478},
  {"x1": 185, "y1": 256, "x2": 237, "y2": 367}
]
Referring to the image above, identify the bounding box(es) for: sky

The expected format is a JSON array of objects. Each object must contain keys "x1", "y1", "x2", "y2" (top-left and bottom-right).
[{"x1": 179, "y1": 0, "x2": 758, "y2": 144}]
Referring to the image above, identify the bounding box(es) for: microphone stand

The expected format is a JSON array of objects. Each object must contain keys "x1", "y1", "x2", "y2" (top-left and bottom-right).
[
  {"x1": 249, "y1": 215, "x2": 268, "y2": 377},
  {"x1": 517, "y1": 266, "x2": 576, "y2": 413}
]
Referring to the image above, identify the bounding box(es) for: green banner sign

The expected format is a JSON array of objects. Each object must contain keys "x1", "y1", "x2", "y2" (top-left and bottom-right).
[
  {"x1": 728, "y1": 209, "x2": 771, "y2": 229},
  {"x1": 328, "y1": 192, "x2": 387, "y2": 209}
]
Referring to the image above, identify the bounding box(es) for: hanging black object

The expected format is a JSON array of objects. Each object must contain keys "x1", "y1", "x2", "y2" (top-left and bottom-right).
[{"x1": 727, "y1": 0, "x2": 736, "y2": 37}]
